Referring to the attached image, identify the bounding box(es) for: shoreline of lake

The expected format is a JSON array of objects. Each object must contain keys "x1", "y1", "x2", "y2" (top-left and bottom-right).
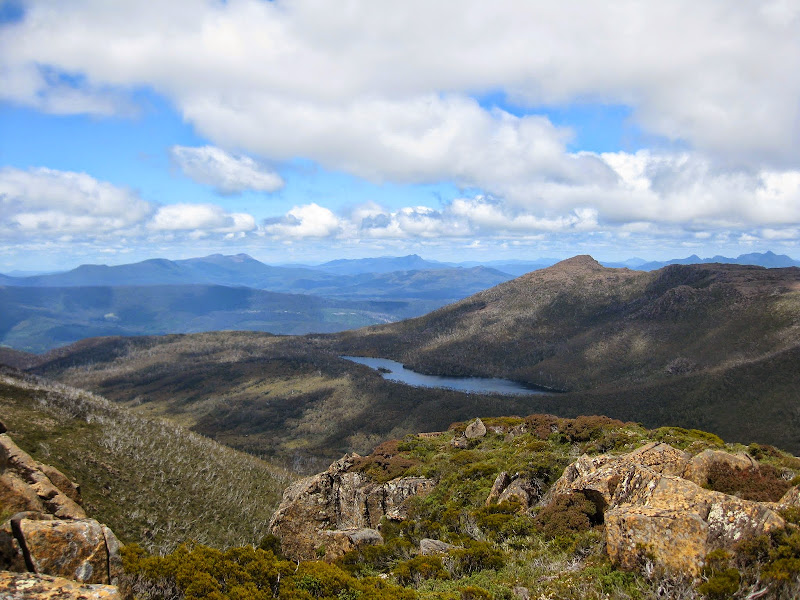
[{"x1": 341, "y1": 355, "x2": 551, "y2": 396}]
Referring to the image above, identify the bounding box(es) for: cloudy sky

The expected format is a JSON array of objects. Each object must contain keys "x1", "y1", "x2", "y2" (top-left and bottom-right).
[{"x1": 1, "y1": 0, "x2": 799, "y2": 271}]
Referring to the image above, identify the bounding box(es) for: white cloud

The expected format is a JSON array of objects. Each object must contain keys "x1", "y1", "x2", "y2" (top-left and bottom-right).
[
  {"x1": 0, "y1": 167, "x2": 152, "y2": 234},
  {"x1": 0, "y1": 167, "x2": 256, "y2": 243},
  {"x1": 150, "y1": 203, "x2": 256, "y2": 232},
  {"x1": 2, "y1": 2, "x2": 800, "y2": 259},
  {"x1": 2, "y1": 0, "x2": 798, "y2": 173},
  {"x1": 262, "y1": 203, "x2": 341, "y2": 238},
  {"x1": 170, "y1": 145, "x2": 284, "y2": 194}
]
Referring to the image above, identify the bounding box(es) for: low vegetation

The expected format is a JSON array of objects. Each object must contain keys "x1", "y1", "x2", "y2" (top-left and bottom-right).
[
  {"x1": 0, "y1": 366, "x2": 292, "y2": 553},
  {"x1": 122, "y1": 415, "x2": 800, "y2": 599}
]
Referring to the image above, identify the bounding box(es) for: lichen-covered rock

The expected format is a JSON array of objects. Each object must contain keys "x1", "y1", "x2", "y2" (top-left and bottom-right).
[
  {"x1": 0, "y1": 571, "x2": 121, "y2": 599},
  {"x1": 465, "y1": 418, "x2": 487, "y2": 439},
  {"x1": 544, "y1": 443, "x2": 786, "y2": 576},
  {"x1": 682, "y1": 449, "x2": 757, "y2": 486},
  {"x1": 605, "y1": 506, "x2": 708, "y2": 574},
  {"x1": 0, "y1": 432, "x2": 122, "y2": 587},
  {"x1": 0, "y1": 434, "x2": 86, "y2": 520},
  {"x1": 20, "y1": 519, "x2": 110, "y2": 585},
  {"x1": 1, "y1": 515, "x2": 122, "y2": 585},
  {"x1": 269, "y1": 454, "x2": 435, "y2": 561}
]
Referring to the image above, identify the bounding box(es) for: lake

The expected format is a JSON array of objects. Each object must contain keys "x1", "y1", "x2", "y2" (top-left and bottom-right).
[{"x1": 341, "y1": 356, "x2": 550, "y2": 396}]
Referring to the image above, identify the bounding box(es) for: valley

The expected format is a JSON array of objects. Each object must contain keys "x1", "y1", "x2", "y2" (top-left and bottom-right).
[{"x1": 2, "y1": 254, "x2": 800, "y2": 599}]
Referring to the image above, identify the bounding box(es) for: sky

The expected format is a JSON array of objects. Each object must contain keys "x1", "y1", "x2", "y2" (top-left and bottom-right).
[{"x1": 1, "y1": 0, "x2": 799, "y2": 271}]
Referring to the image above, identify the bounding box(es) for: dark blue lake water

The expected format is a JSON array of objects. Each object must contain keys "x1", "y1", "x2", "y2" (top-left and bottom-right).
[{"x1": 341, "y1": 356, "x2": 550, "y2": 396}]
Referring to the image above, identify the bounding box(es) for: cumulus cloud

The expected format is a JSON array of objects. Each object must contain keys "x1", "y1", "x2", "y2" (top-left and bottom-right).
[
  {"x1": 2, "y1": 2, "x2": 800, "y2": 257},
  {"x1": 170, "y1": 145, "x2": 284, "y2": 194},
  {"x1": 262, "y1": 203, "x2": 341, "y2": 238},
  {"x1": 2, "y1": 0, "x2": 798, "y2": 172},
  {"x1": 150, "y1": 203, "x2": 256, "y2": 232},
  {"x1": 0, "y1": 167, "x2": 257, "y2": 243},
  {"x1": 0, "y1": 167, "x2": 152, "y2": 235}
]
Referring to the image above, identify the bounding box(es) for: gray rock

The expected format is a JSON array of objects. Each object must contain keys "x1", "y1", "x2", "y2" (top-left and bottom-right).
[
  {"x1": 419, "y1": 538, "x2": 457, "y2": 555},
  {"x1": 465, "y1": 418, "x2": 487, "y2": 439}
]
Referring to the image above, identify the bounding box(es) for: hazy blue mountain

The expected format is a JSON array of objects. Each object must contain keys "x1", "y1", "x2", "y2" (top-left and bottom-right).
[
  {"x1": 637, "y1": 250, "x2": 799, "y2": 271},
  {"x1": 4, "y1": 254, "x2": 333, "y2": 289},
  {"x1": 315, "y1": 254, "x2": 453, "y2": 275},
  {"x1": 299, "y1": 266, "x2": 513, "y2": 300},
  {"x1": 0, "y1": 284, "x2": 414, "y2": 353}
]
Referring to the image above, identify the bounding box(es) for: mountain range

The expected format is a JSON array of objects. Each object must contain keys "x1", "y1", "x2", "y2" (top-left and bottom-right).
[
  {"x1": 1, "y1": 250, "x2": 797, "y2": 353},
  {"x1": 22, "y1": 255, "x2": 800, "y2": 462}
]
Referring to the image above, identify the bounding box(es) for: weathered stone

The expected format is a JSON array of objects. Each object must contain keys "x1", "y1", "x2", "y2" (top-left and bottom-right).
[
  {"x1": 544, "y1": 443, "x2": 787, "y2": 577},
  {"x1": 485, "y1": 472, "x2": 511, "y2": 506},
  {"x1": 683, "y1": 449, "x2": 758, "y2": 486},
  {"x1": 0, "y1": 472, "x2": 45, "y2": 515},
  {"x1": 37, "y1": 464, "x2": 82, "y2": 505},
  {"x1": 269, "y1": 454, "x2": 435, "y2": 561},
  {"x1": 606, "y1": 506, "x2": 709, "y2": 575},
  {"x1": 451, "y1": 437, "x2": 469, "y2": 449},
  {"x1": 777, "y1": 485, "x2": 800, "y2": 510},
  {"x1": 319, "y1": 528, "x2": 382, "y2": 561},
  {"x1": 626, "y1": 442, "x2": 690, "y2": 476},
  {"x1": 20, "y1": 518, "x2": 110, "y2": 584},
  {"x1": 465, "y1": 418, "x2": 487, "y2": 439},
  {"x1": 498, "y1": 477, "x2": 542, "y2": 508},
  {"x1": 0, "y1": 571, "x2": 121, "y2": 599},
  {"x1": 102, "y1": 526, "x2": 123, "y2": 587},
  {"x1": 419, "y1": 539, "x2": 457, "y2": 555},
  {"x1": 0, "y1": 434, "x2": 86, "y2": 520}
]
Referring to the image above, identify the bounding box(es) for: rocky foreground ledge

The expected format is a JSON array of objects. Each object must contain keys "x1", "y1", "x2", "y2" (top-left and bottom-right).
[
  {"x1": 0, "y1": 429, "x2": 122, "y2": 598},
  {"x1": 269, "y1": 419, "x2": 800, "y2": 578}
]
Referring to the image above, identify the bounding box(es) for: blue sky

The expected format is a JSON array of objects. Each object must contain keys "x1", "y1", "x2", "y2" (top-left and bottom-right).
[{"x1": 1, "y1": 1, "x2": 799, "y2": 271}]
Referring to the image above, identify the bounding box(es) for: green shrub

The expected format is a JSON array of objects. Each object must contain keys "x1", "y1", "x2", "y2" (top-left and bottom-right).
[
  {"x1": 393, "y1": 555, "x2": 450, "y2": 587},
  {"x1": 459, "y1": 585, "x2": 492, "y2": 600},
  {"x1": 447, "y1": 541, "x2": 504, "y2": 577}
]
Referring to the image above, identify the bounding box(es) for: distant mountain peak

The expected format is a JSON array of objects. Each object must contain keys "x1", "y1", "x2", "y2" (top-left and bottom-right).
[{"x1": 550, "y1": 255, "x2": 604, "y2": 270}]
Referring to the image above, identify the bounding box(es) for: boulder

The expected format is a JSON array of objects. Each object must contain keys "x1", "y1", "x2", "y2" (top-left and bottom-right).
[
  {"x1": 465, "y1": 418, "x2": 487, "y2": 439},
  {"x1": 319, "y1": 528, "x2": 383, "y2": 561},
  {"x1": 419, "y1": 539, "x2": 457, "y2": 555},
  {"x1": 0, "y1": 571, "x2": 121, "y2": 599},
  {"x1": 0, "y1": 515, "x2": 122, "y2": 585},
  {"x1": 269, "y1": 454, "x2": 435, "y2": 561},
  {"x1": 683, "y1": 449, "x2": 758, "y2": 486},
  {"x1": 21, "y1": 518, "x2": 110, "y2": 585},
  {"x1": 543, "y1": 443, "x2": 786, "y2": 576}
]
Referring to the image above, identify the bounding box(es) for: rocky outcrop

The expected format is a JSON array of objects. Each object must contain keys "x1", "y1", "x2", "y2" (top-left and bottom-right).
[
  {"x1": 0, "y1": 434, "x2": 85, "y2": 519},
  {"x1": 0, "y1": 571, "x2": 121, "y2": 599},
  {"x1": 0, "y1": 433, "x2": 122, "y2": 587},
  {"x1": 542, "y1": 442, "x2": 792, "y2": 576},
  {"x1": 269, "y1": 454, "x2": 435, "y2": 561}
]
